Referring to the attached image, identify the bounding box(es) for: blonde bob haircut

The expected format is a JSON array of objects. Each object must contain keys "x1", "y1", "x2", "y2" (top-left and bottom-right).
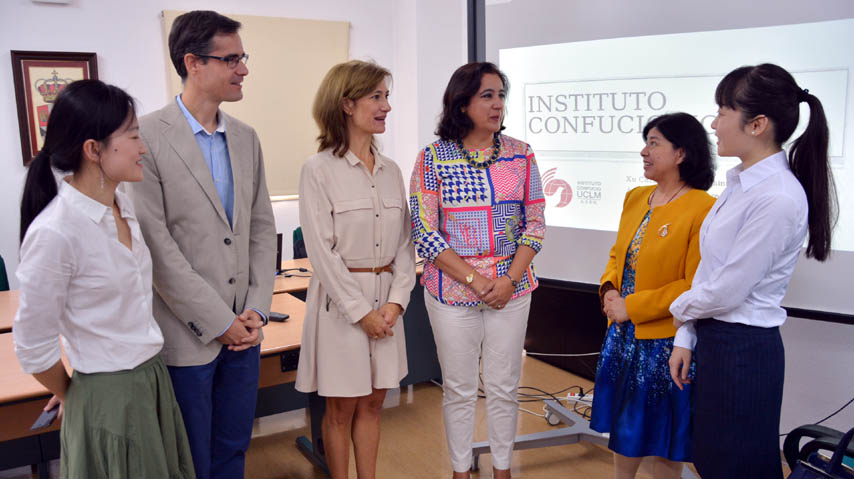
[{"x1": 313, "y1": 60, "x2": 391, "y2": 157}]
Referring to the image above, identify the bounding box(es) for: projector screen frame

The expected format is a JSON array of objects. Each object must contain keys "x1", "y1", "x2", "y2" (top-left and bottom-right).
[{"x1": 470, "y1": 0, "x2": 854, "y2": 323}]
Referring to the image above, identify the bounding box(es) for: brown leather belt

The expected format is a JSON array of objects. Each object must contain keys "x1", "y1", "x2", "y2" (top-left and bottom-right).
[{"x1": 347, "y1": 263, "x2": 393, "y2": 274}]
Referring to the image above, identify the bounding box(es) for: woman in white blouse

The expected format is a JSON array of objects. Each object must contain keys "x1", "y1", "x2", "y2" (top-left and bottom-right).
[
  {"x1": 668, "y1": 64, "x2": 836, "y2": 479},
  {"x1": 14, "y1": 80, "x2": 194, "y2": 478},
  {"x1": 295, "y1": 60, "x2": 415, "y2": 479}
]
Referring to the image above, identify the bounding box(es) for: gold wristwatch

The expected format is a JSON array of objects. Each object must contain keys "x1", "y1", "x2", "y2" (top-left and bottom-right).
[{"x1": 465, "y1": 271, "x2": 475, "y2": 285}]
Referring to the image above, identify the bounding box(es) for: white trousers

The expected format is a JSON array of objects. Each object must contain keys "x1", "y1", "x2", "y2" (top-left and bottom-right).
[{"x1": 424, "y1": 289, "x2": 532, "y2": 472}]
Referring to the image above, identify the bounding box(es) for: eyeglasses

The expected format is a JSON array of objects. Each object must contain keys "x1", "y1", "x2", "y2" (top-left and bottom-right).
[{"x1": 195, "y1": 53, "x2": 249, "y2": 69}]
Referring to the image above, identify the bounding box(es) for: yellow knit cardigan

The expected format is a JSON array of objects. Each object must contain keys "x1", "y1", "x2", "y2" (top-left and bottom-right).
[{"x1": 599, "y1": 185, "x2": 715, "y2": 339}]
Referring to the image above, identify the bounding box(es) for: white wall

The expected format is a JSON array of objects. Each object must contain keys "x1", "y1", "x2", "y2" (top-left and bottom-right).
[
  {"x1": 0, "y1": 0, "x2": 467, "y2": 286},
  {"x1": 781, "y1": 317, "x2": 854, "y2": 436}
]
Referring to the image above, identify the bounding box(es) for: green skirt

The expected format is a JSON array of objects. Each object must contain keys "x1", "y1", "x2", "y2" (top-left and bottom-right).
[{"x1": 60, "y1": 354, "x2": 195, "y2": 479}]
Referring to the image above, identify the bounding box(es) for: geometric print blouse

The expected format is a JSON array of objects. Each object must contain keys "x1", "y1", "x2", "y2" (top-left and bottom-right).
[{"x1": 410, "y1": 134, "x2": 546, "y2": 306}]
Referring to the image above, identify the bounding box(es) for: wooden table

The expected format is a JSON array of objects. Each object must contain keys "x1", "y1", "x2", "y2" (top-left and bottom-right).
[
  {"x1": 0, "y1": 334, "x2": 60, "y2": 442},
  {"x1": 0, "y1": 293, "x2": 308, "y2": 477},
  {"x1": 0, "y1": 290, "x2": 18, "y2": 333},
  {"x1": 0, "y1": 333, "x2": 62, "y2": 476},
  {"x1": 1, "y1": 260, "x2": 439, "y2": 477},
  {"x1": 0, "y1": 292, "x2": 307, "y2": 401},
  {"x1": 0, "y1": 293, "x2": 307, "y2": 414},
  {"x1": 274, "y1": 258, "x2": 313, "y2": 294},
  {"x1": 258, "y1": 293, "x2": 304, "y2": 388},
  {"x1": 275, "y1": 257, "x2": 424, "y2": 295}
]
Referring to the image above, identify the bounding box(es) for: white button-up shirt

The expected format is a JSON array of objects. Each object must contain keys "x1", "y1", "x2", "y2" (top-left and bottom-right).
[
  {"x1": 671, "y1": 151, "x2": 808, "y2": 350},
  {"x1": 13, "y1": 181, "x2": 164, "y2": 374}
]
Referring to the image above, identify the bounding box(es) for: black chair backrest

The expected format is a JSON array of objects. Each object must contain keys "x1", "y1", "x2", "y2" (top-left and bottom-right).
[
  {"x1": 293, "y1": 227, "x2": 307, "y2": 259},
  {"x1": 0, "y1": 255, "x2": 9, "y2": 291}
]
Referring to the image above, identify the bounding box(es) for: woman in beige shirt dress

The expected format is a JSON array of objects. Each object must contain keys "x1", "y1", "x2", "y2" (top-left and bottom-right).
[{"x1": 295, "y1": 60, "x2": 416, "y2": 479}]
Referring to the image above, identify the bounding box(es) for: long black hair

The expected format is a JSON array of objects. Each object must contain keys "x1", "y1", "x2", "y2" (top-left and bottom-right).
[
  {"x1": 435, "y1": 62, "x2": 508, "y2": 141},
  {"x1": 643, "y1": 112, "x2": 715, "y2": 190},
  {"x1": 20, "y1": 79, "x2": 136, "y2": 243},
  {"x1": 715, "y1": 63, "x2": 837, "y2": 261}
]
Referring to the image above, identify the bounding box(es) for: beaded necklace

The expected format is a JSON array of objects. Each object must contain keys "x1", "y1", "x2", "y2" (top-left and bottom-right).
[{"x1": 456, "y1": 134, "x2": 501, "y2": 169}]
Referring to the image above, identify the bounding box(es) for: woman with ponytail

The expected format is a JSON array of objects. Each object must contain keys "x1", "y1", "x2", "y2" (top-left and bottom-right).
[
  {"x1": 13, "y1": 80, "x2": 194, "y2": 478},
  {"x1": 668, "y1": 64, "x2": 837, "y2": 479}
]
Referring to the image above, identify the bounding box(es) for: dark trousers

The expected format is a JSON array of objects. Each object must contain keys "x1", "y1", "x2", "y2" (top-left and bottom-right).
[
  {"x1": 168, "y1": 344, "x2": 260, "y2": 479},
  {"x1": 692, "y1": 319, "x2": 785, "y2": 479}
]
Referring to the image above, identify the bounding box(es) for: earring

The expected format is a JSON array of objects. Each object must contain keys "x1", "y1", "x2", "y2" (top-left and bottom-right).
[
  {"x1": 97, "y1": 157, "x2": 105, "y2": 190},
  {"x1": 752, "y1": 130, "x2": 756, "y2": 136}
]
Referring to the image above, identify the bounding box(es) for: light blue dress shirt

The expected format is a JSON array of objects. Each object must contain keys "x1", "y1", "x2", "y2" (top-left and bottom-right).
[
  {"x1": 176, "y1": 95, "x2": 235, "y2": 227},
  {"x1": 175, "y1": 96, "x2": 266, "y2": 332}
]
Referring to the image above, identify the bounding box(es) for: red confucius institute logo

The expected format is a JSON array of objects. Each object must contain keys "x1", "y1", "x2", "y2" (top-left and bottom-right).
[{"x1": 542, "y1": 168, "x2": 572, "y2": 207}]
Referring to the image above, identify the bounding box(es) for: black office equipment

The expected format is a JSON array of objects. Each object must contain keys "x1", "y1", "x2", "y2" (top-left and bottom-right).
[{"x1": 276, "y1": 233, "x2": 283, "y2": 274}]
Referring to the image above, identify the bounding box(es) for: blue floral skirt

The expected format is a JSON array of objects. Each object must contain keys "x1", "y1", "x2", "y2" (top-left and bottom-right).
[{"x1": 590, "y1": 321, "x2": 694, "y2": 461}]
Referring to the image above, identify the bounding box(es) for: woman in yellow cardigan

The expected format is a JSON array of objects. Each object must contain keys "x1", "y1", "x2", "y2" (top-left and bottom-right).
[{"x1": 590, "y1": 112, "x2": 716, "y2": 479}]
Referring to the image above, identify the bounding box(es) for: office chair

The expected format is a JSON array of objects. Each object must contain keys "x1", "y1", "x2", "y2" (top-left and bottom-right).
[
  {"x1": 0, "y1": 254, "x2": 9, "y2": 291},
  {"x1": 293, "y1": 226, "x2": 307, "y2": 259},
  {"x1": 785, "y1": 424, "x2": 854, "y2": 478}
]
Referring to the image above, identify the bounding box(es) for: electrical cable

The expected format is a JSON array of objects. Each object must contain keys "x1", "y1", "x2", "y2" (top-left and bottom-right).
[
  {"x1": 525, "y1": 351, "x2": 600, "y2": 358},
  {"x1": 519, "y1": 384, "x2": 587, "y2": 398},
  {"x1": 519, "y1": 407, "x2": 546, "y2": 418},
  {"x1": 277, "y1": 267, "x2": 312, "y2": 277},
  {"x1": 813, "y1": 395, "x2": 854, "y2": 426},
  {"x1": 441, "y1": 372, "x2": 596, "y2": 423},
  {"x1": 279, "y1": 267, "x2": 309, "y2": 273},
  {"x1": 520, "y1": 394, "x2": 592, "y2": 401},
  {"x1": 780, "y1": 394, "x2": 854, "y2": 437},
  {"x1": 517, "y1": 385, "x2": 562, "y2": 404}
]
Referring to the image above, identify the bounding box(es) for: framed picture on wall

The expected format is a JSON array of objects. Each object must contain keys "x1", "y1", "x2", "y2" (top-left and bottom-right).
[{"x1": 11, "y1": 50, "x2": 98, "y2": 166}]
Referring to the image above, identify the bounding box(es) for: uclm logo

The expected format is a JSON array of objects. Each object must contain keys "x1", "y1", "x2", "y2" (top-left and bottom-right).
[{"x1": 542, "y1": 168, "x2": 572, "y2": 207}]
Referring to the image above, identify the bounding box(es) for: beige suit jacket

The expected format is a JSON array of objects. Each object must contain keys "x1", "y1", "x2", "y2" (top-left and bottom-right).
[{"x1": 129, "y1": 101, "x2": 276, "y2": 367}]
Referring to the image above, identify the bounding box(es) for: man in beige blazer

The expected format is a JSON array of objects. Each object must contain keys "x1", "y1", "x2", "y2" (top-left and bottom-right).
[{"x1": 129, "y1": 11, "x2": 275, "y2": 479}]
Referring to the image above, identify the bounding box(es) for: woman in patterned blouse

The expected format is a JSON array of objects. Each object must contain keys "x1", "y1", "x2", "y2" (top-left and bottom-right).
[{"x1": 410, "y1": 62, "x2": 545, "y2": 479}]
